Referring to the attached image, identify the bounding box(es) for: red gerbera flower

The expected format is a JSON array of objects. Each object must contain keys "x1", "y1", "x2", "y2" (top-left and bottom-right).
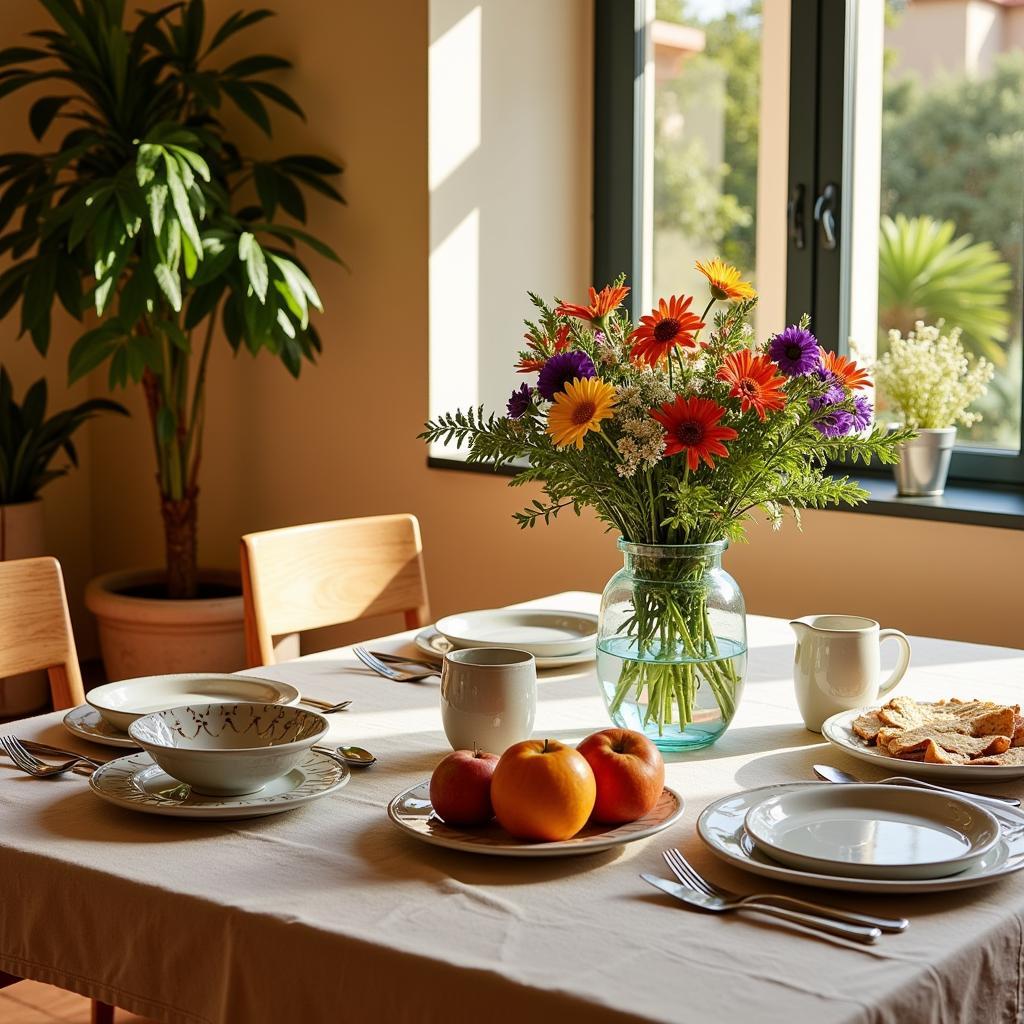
[
  {"x1": 651, "y1": 395, "x2": 738, "y2": 472},
  {"x1": 629, "y1": 295, "x2": 704, "y2": 367},
  {"x1": 821, "y1": 349, "x2": 871, "y2": 391},
  {"x1": 717, "y1": 349, "x2": 788, "y2": 420},
  {"x1": 556, "y1": 284, "x2": 630, "y2": 323}
]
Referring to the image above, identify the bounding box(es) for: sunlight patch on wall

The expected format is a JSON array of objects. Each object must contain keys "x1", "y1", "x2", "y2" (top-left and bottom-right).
[
  {"x1": 429, "y1": 207, "x2": 480, "y2": 428},
  {"x1": 428, "y1": 6, "x2": 482, "y2": 192}
]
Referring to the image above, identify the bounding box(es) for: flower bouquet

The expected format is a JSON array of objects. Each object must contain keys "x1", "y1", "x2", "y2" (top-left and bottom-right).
[{"x1": 422, "y1": 261, "x2": 912, "y2": 748}]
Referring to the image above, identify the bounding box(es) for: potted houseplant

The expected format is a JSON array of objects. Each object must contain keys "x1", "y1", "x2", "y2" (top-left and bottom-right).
[
  {"x1": 0, "y1": 0, "x2": 343, "y2": 677},
  {"x1": 422, "y1": 261, "x2": 911, "y2": 750},
  {"x1": 0, "y1": 366, "x2": 125, "y2": 712},
  {"x1": 873, "y1": 321, "x2": 994, "y2": 497}
]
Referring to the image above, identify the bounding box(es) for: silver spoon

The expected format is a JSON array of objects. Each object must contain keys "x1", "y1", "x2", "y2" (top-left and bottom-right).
[
  {"x1": 315, "y1": 744, "x2": 376, "y2": 768},
  {"x1": 812, "y1": 764, "x2": 1021, "y2": 808}
]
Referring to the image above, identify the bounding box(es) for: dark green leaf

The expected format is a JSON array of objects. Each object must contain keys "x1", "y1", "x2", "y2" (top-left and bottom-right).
[
  {"x1": 253, "y1": 223, "x2": 344, "y2": 264},
  {"x1": 278, "y1": 154, "x2": 342, "y2": 176},
  {"x1": 252, "y1": 163, "x2": 277, "y2": 218},
  {"x1": 21, "y1": 379, "x2": 46, "y2": 430},
  {"x1": 184, "y1": 279, "x2": 224, "y2": 327},
  {"x1": 223, "y1": 54, "x2": 291, "y2": 78},
  {"x1": 0, "y1": 48, "x2": 49, "y2": 68},
  {"x1": 28, "y1": 96, "x2": 70, "y2": 140},
  {"x1": 21, "y1": 253, "x2": 57, "y2": 333},
  {"x1": 246, "y1": 80, "x2": 304, "y2": 119},
  {"x1": 68, "y1": 322, "x2": 124, "y2": 383},
  {"x1": 273, "y1": 171, "x2": 306, "y2": 221},
  {"x1": 220, "y1": 80, "x2": 270, "y2": 134},
  {"x1": 205, "y1": 9, "x2": 274, "y2": 54},
  {"x1": 54, "y1": 253, "x2": 83, "y2": 319}
]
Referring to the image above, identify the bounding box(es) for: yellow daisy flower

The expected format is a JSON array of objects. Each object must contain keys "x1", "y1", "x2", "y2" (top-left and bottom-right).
[
  {"x1": 545, "y1": 377, "x2": 618, "y2": 450},
  {"x1": 695, "y1": 258, "x2": 757, "y2": 302}
]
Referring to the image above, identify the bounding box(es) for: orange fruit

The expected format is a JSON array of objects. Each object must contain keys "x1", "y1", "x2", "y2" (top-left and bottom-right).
[{"x1": 491, "y1": 738, "x2": 596, "y2": 841}]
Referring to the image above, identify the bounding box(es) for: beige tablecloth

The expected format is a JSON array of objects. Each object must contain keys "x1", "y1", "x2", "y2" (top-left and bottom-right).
[{"x1": 2, "y1": 592, "x2": 1024, "y2": 1024}]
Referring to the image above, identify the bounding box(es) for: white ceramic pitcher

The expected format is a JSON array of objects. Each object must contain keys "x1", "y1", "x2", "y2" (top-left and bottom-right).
[{"x1": 790, "y1": 614, "x2": 912, "y2": 733}]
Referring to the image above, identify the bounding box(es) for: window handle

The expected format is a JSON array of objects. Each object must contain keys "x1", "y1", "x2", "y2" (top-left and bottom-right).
[
  {"x1": 813, "y1": 182, "x2": 839, "y2": 250},
  {"x1": 788, "y1": 184, "x2": 806, "y2": 250}
]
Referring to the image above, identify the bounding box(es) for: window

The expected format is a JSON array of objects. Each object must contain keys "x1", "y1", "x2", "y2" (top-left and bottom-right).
[{"x1": 596, "y1": 0, "x2": 1024, "y2": 485}]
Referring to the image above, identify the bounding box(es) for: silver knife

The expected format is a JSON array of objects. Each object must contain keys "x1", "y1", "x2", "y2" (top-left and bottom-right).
[{"x1": 640, "y1": 873, "x2": 881, "y2": 944}]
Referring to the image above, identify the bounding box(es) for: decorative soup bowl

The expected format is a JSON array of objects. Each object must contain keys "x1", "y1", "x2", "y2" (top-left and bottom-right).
[{"x1": 128, "y1": 702, "x2": 329, "y2": 796}]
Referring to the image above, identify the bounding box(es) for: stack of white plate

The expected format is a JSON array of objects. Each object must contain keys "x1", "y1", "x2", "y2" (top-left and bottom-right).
[
  {"x1": 64, "y1": 672, "x2": 302, "y2": 748},
  {"x1": 698, "y1": 782, "x2": 1024, "y2": 893},
  {"x1": 63, "y1": 674, "x2": 350, "y2": 820},
  {"x1": 415, "y1": 609, "x2": 598, "y2": 669}
]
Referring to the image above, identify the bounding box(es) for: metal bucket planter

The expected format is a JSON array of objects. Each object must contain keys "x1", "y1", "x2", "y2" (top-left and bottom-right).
[{"x1": 892, "y1": 427, "x2": 956, "y2": 497}]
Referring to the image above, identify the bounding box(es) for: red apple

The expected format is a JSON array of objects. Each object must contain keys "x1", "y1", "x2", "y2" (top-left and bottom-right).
[
  {"x1": 429, "y1": 749, "x2": 500, "y2": 825},
  {"x1": 577, "y1": 728, "x2": 665, "y2": 824}
]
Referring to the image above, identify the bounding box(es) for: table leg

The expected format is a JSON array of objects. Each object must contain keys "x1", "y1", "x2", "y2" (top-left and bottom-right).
[{"x1": 91, "y1": 999, "x2": 115, "y2": 1024}]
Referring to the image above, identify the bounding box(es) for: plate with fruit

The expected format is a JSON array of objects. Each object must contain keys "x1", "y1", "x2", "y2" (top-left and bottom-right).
[{"x1": 387, "y1": 729, "x2": 684, "y2": 857}]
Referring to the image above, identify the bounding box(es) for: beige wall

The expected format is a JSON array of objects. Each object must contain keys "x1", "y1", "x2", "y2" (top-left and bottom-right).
[{"x1": 0, "y1": 0, "x2": 1022, "y2": 660}]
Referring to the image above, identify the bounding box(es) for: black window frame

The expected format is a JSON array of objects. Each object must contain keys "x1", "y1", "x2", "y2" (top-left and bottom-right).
[{"x1": 593, "y1": 0, "x2": 1024, "y2": 488}]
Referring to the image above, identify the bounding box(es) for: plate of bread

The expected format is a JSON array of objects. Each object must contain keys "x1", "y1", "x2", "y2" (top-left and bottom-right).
[{"x1": 822, "y1": 695, "x2": 1024, "y2": 781}]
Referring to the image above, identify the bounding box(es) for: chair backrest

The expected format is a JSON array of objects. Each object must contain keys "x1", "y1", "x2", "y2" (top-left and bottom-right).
[
  {"x1": 0, "y1": 556, "x2": 84, "y2": 710},
  {"x1": 241, "y1": 514, "x2": 431, "y2": 666}
]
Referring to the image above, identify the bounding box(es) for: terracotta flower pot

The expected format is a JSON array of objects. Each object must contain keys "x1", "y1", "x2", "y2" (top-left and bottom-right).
[
  {"x1": 0, "y1": 500, "x2": 50, "y2": 715},
  {"x1": 85, "y1": 568, "x2": 247, "y2": 682}
]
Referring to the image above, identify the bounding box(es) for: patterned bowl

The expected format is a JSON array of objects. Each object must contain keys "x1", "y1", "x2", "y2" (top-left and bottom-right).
[{"x1": 127, "y1": 702, "x2": 329, "y2": 796}]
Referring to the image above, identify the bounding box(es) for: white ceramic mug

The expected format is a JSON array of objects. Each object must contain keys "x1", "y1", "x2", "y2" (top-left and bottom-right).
[
  {"x1": 790, "y1": 614, "x2": 912, "y2": 733},
  {"x1": 439, "y1": 648, "x2": 537, "y2": 753}
]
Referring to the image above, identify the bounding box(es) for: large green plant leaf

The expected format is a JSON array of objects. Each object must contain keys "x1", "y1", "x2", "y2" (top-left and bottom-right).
[{"x1": 878, "y1": 214, "x2": 1013, "y2": 362}]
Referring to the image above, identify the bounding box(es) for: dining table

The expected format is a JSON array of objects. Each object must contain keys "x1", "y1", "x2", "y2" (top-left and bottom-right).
[{"x1": 2, "y1": 590, "x2": 1024, "y2": 1024}]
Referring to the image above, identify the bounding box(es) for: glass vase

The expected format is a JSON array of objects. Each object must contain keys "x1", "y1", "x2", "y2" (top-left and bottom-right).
[{"x1": 597, "y1": 540, "x2": 746, "y2": 751}]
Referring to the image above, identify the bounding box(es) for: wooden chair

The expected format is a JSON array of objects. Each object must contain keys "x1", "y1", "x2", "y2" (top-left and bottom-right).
[
  {"x1": 0, "y1": 556, "x2": 84, "y2": 711},
  {"x1": 0, "y1": 557, "x2": 112, "y2": 1024},
  {"x1": 241, "y1": 514, "x2": 431, "y2": 666}
]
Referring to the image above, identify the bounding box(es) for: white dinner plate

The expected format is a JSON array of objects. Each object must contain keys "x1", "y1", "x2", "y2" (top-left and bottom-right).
[
  {"x1": 414, "y1": 627, "x2": 596, "y2": 669},
  {"x1": 744, "y1": 784, "x2": 1000, "y2": 880},
  {"x1": 89, "y1": 749, "x2": 350, "y2": 819},
  {"x1": 434, "y1": 609, "x2": 598, "y2": 658},
  {"x1": 822, "y1": 707, "x2": 1024, "y2": 782},
  {"x1": 699, "y1": 782, "x2": 1024, "y2": 893},
  {"x1": 63, "y1": 705, "x2": 139, "y2": 749},
  {"x1": 387, "y1": 781, "x2": 683, "y2": 857},
  {"x1": 87, "y1": 672, "x2": 301, "y2": 732}
]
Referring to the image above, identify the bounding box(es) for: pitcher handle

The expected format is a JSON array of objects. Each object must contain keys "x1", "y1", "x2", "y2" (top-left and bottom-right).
[{"x1": 878, "y1": 629, "x2": 912, "y2": 695}]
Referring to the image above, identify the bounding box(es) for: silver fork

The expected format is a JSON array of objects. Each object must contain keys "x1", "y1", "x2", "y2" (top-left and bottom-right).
[
  {"x1": 20, "y1": 740, "x2": 105, "y2": 768},
  {"x1": 353, "y1": 646, "x2": 438, "y2": 682},
  {"x1": 1, "y1": 736, "x2": 89, "y2": 777},
  {"x1": 641, "y1": 874, "x2": 880, "y2": 944},
  {"x1": 663, "y1": 848, "x2": 909, "y2": 933},
  {"x1": 299, "y1": 696, "x2": 352, "y2": 713}
]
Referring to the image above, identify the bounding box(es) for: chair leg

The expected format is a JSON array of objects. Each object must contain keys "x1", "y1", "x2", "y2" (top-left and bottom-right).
[{"x1": 91, "y1": 999, "x2": 114, "y2": 1024}]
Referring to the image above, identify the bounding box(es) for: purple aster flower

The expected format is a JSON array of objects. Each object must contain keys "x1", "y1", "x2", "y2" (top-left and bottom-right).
[
  {"x1": 811, "y1": 369, "x2": 846, "y2": 406},
  {"x1": 769, "y1": 326, "x2": 822, "y2": 377},
  {"x1": 850, "y1": 394, "x2": 873, "y2": 432},
  {"x1": 506, "y1": 383, "x2": 533, "y2": 420},
  {"x1": 812, "y1": 406, "x2": 855, "y2": 439},
  {"x1": 536, "y1": 349, "x2": 596, "y2": 399}
]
